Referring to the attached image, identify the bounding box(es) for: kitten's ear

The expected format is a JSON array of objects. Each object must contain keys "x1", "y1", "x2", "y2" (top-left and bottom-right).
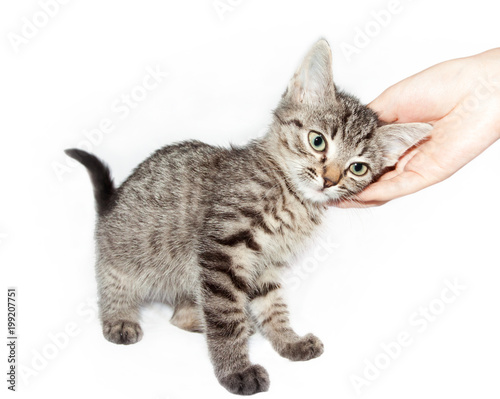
[
  {"x1": 377, "y1": 123, "x2": 433, "y2": 167},
  {"x1": 284, "y1": 39, "x2": 336, "y2": 104}
]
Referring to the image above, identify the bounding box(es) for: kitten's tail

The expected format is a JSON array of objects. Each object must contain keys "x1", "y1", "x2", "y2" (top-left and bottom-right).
[{"x1": 64, "y1": 149, "x2": 115, "y2": 216}]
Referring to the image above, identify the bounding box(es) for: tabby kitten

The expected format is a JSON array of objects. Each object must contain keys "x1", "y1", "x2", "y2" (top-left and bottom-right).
[{"x1": 66, "y1": 40, "x2": 431, "y2": 395}]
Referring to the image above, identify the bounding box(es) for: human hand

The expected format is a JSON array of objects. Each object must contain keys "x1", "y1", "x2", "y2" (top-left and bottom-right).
[{"x1": 336, "y1": 48, "x2": 500, "y2": 208}]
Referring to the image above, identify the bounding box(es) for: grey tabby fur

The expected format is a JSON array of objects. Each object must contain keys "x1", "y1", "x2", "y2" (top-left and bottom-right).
[{"x1": 66, "y1": 39, "x2": 431, "y2": 395}]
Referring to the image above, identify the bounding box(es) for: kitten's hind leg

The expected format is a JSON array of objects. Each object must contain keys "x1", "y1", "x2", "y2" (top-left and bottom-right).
[
  {"x1": 170, "y1": 300, "x2": 204, "y2": 333},
  {"x1": 98, "y1": 268, "x2": 144, "y2": 345},
  {"x1": 249, "y1": 280, "x2": 324, "y2": 362}
]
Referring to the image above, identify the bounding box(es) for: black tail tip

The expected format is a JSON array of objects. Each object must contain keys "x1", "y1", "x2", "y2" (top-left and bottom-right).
[{"x1": 64, "y1": 148, "x2": 88, "y2": 162}]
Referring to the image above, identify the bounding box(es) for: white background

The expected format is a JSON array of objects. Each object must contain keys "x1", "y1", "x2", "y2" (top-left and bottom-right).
[{"x1": 2, "y1": 1, "x2": 500, "y2": 398}]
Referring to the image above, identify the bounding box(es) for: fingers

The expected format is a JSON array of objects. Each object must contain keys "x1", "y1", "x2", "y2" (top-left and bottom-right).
[
  {"x1": 369, "y1": 57, "x2": 472, "y2": 123},
  {"x1": 368, "y1": 86, "x2": 400, "y2": 123},
  {"x1": 356, "y1": 171, "x2": 428, "y2": 202},
  {"x1": 369, "y1": 81, "x2": 443, "y2": 124},
  {"x1": 368, "y1": 86, "x2": 399, "y2": 123},
  {"x1": 333, "y1": 199, "x2": 386, "y2": 208},
  {"x1": 333, "y1": 170, "x2": 431, "y2": 208}
]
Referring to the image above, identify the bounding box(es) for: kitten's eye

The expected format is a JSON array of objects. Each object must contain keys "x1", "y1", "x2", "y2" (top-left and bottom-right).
[
  {"x1": 308, "y1": 132, "x2": 326, "y2": 152},
  {"x1": 349, "y1": 163, "x2": 369, "y2": 176}
]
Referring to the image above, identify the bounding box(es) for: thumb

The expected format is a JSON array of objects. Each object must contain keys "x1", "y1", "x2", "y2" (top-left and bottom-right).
[
  {"x1": 368, "y1": 82, "x2": 426, "y2": 123},
  {"x1": 368, "y1": 86, "x2": 401, "y2": 123},
  {"x1": 355, "y1": 170, "x2": 430, "y2": 203}
]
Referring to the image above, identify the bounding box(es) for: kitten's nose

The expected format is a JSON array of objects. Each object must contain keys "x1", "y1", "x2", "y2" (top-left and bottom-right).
[
  {"x1": 323, "y1": 177, "x2": 337, "y2": 188},
  {"x1": 323, "y1": 165, "x2": 342, "y2": 188}
]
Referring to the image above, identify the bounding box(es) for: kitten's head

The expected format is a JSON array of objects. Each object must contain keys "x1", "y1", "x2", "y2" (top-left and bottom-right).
[{"x1": 269, "y1": 39, "x2": 431, "y2": 204}]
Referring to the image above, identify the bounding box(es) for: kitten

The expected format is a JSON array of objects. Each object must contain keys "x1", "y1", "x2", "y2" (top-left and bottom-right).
[{"x1": 66, "y1": 39, "x2": 431, "y2": 395}]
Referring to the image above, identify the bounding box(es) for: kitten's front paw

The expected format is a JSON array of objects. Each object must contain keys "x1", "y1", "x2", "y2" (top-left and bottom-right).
[
  {"x1": 219, "y1": 364, "x2": 270, "y2": 395},
  {"x1": 279, "y1": 333, "x2": 324, "y2": 361},
  {"x1": 103, "y1": 320, "x2": 143, "y2": 345}
]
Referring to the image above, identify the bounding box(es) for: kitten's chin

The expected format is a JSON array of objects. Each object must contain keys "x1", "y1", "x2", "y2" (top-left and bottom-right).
[{"x1": 298, "y1": 186, "x2": 344, "y2": 205}]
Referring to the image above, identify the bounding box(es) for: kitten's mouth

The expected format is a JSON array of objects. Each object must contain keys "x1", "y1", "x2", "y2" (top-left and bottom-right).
[
  {"x1": 301, "y1": 185, "x2": 344, "y2": 204},
  {"x1": 321, "y1": 187, "x2": 352, "y2": 203}
]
